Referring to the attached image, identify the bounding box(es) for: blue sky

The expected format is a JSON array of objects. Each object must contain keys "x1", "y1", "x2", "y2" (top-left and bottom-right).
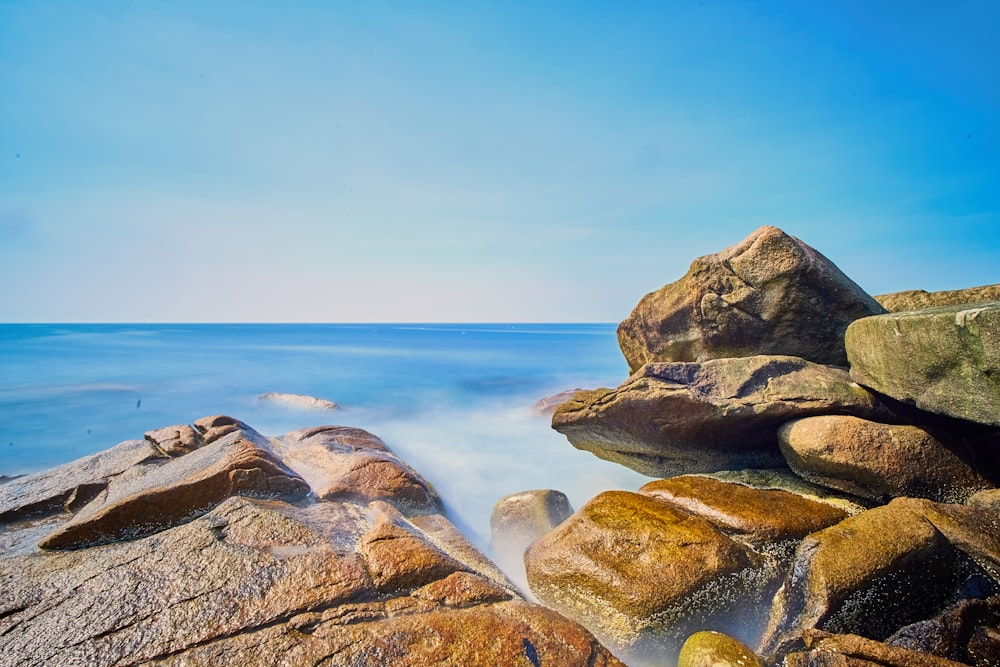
[{"x1": 2, "y1": 1, "x2": 998, "y2": 322}]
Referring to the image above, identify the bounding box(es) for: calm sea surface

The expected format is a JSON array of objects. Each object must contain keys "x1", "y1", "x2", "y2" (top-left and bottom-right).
[{"x1": 0, "y1": 323, "x2": 649, "y2": 556}]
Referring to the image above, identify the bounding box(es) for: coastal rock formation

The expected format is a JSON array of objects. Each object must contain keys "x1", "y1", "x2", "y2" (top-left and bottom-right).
[
  {"x1": 552, "y1": 355, "x2": 899, "y2": 477},
  {"x1": 0, "y1": 417, "x2": 623, "y2": 667},
  {"x1": 617, "y1": 225, "x2": 885, "y2": 373},
  {"x1": 875, "y1": 283, "x2": 1000, "y2": 312},
  {"x1": 524, "y1": 490, "x2": 762, "y2": 655},
  {"x1": 846, "y1": 302, "x2": 1000, "y2": 426},
  {"x1": 258, "y1": 392, "x2": 339, "y2": 410},
  {"x1": 779, "y1": 416, "x2": 994, "y2": 503}
]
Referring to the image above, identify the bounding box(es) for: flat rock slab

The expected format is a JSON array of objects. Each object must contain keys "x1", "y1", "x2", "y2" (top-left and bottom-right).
[
  {"x1": 846, "y1": 302, "x2": 1000, "y2": 426},
  {"x1": 553, "y1": 355, "x2": 898, "y2": 477},
  {"x1": 875, "y1": 284, "x2": 1000, "y2": 313},
  {"x1": 617, "y1": 225, "x2": 885, "y2": 372},
  {"x1": 38, "y1": 426, "x2": 310, "y2": 549},
  {"x1": 779, "y1": 416, "x2": 994, "y2": 503}
]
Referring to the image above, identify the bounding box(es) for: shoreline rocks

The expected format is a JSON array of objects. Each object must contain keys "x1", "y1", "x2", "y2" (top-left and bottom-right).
[{"x1": 258, "y1": 392, "x2": 340, "y2": 410}]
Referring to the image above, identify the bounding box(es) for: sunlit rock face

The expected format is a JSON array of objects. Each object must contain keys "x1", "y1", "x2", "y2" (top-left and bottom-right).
[
  {"x1": 0, "y1": 417, "x2": 624, "y2": 667},
  {"x1": 617, "y1": 225, "x2": 885, "y2": 373}
]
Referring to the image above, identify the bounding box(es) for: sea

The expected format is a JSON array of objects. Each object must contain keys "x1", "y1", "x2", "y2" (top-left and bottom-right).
[{"x1": 0, "y1": 323, "x2": 649, "y2": 571}]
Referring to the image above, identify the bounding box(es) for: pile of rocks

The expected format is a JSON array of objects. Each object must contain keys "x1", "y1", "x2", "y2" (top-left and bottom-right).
[
  {"x1": 523, "y1": 226, "x2": 1000, "y2": 666},
  {"x1": 0, "y1": 417, "x2": 622, "y2": 666}
]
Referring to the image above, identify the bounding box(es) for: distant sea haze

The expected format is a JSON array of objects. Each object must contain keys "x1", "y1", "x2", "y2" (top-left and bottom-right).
[{"x1": 0, "y1": 323, "x2": 649, "y2": 551}]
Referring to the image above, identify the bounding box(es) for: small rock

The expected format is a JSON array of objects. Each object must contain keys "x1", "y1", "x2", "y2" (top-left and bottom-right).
[
  {"x1": 677, "y1": 630, "x2": 764, "y2": 667},
  {"x1": 145, "y1": 423, "x2": 203, "y2": 456},
  {"x1": 258, "y1": 392, "x2": 339, "y2": 410}
]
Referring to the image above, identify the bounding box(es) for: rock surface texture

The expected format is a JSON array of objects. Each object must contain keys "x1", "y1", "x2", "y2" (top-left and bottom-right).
[
  {"x1": 617, "y1": 225, "x2": 885, "y2": 372},
  {"x1": 0, "y1": 417, "x2": 623, "y2": 667},
  {"x1": 552, "y1": 355, "x2": 900, "y2": 477},
  {"x1": 875, "y1": 284, "x2": 1000, "y2": 312},
  {"x1": 846, "y1": 302, "x2": 1000, "y2": 426}
]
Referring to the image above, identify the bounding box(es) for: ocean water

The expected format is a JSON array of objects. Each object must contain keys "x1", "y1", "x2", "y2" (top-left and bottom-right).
[{"x1": 0, "y1": 323, "x2": 649, "y2": 565}]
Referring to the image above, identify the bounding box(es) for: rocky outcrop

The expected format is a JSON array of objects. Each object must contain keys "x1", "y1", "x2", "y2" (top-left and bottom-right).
[
  {"x1": 875, "y1": 284, "x2": 1000, "y2": 312},
  {"x1": 258, "y1": 392, "x2": 339, "y2": 410},
  {"x1": 552, "y1": 355, "x2": 901, "y2": 477},
  {"x1": 846, "y1": 302, "x2": 1000, "y2": 426},
  {"x1": 779, "y1": 416, "x2": 994, "y2": 503},
  {"x1": 617, "y1": 225, "x2": 885, "y2": 372},
  {"x1": 0, "y1": 417, "x2": 623, "y2": 667}
]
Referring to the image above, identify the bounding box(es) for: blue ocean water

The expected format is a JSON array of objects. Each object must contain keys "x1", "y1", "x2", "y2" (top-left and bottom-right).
[{"x1": 0, "y1": 323, "x2": 649, "y2": 555}]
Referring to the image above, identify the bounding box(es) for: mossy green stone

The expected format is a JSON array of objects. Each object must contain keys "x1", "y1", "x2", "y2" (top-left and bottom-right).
[
  {"x1": 677, "y1": 631, "x2": 764, "y2": 667},
  {"x1": 846, "y1": 302, "x2": 1000, "y2": 426}
]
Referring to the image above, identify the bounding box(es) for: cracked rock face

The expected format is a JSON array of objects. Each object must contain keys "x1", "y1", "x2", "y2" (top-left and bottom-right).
[
  {"x1": 0, "y1": 417, "x2": 624, "y2": 667},
  {"x1": 617, "y1": 225, "x2": 886, "y2": 373}
]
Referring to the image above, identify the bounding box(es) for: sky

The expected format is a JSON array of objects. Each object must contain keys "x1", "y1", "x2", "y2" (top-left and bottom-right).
[{"x1": 1, "y1": 1, "x2": 998, "y2": 322}]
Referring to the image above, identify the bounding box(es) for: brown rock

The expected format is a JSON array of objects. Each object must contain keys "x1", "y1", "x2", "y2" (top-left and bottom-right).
[
  {"x1": 38, "y1": 426, "x2": 310, "y2": 549},
  {"x1": 0, "y1": 438, "x2": 163, "y2": 523},
  {"x1": 639, "y1": 475, "x2": 849, "y2": 548},
  {"x1": 677, "y1": 630, "x2": 764, "y2": 667},
  {"x1": 617, "y1": 226, "x2": 885, "y2": 373},
  {"x1": 760, "y1": 498, "x2": 1000, "y2": 662},
  {"x1": 875, "y1": 284, "x2": 1000, "y2": 312},
  {"x1": 887, "y1": 596, "x2": 1000, "y2": 665},
  {"x1": 524, "y1": 490, "x2": 760, "y2": 657},
  {"x1": 779, "y1": 416, "x2": 994, "y2": 503},
  {"x1": 145, "y1": 423, "x2": 203, "y2": 456},
  {"x1": 278, "y1": 425, "x2": 441, "y2": 514},
  {"x1": 785, "y1": 631, "x2": 972, "y2": 667},
  {"x1": 552, "y1": 355, "x2": 899, "y2": 477}
]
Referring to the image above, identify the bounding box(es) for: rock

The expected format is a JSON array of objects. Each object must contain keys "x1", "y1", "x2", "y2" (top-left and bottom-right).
[
  {"x1": 145, "y1": 423, "x2": 203, "y2": 456},
  {"x1": 779, "y1": 416, "x2": 994, "y2": 503},
  {"x1": 0, "y1": 419, "x2": 623, "y2": 667},
  {"x1": 258, "y1": 392, "x2": 339, "y2": 410},
  {"x1": 887, "y1": 596, "x2": 1000, "y2": 665},
  {"x1": 532, "y1": 389, "x2": 584, "y2": 416},
  {"x1": 617, "y1": 226, "x2": 885, "y2": 373},
  {"x1": 759, "y1": 498, "x2": 1000, "y2": 662},
  {"x1": 639, "y1": 475, "x2": 849, "y2": 549},
  {"x1": 277, "y1": 425, "x2": 441, "y2": 514},
  {"x1": 875, "y1": 284, "x2": 1000, "y2": 312},
  {"x1": 552, "y1": 355, "x2": 901, "y2": 477},
  {"x1": 677, "y1": 631, "x2": 764, "y2": 667},
  {"x1": 846, "y1": 302, "x2": 1000, "y2": 426},
  {"x1": 37, "y1": 423, "x2": 311, "y2": 549},
  {"x1": 490, "y1": 489, "x2": 573, "y2": 581},
  {"x1": 784, "y1": 630, "x2": 972, "y2": 667},
  {"x1": 524, "y1": 490, "x2": 762, "y2": 657},
  {"x1": 970, "y1": 488, "x2": 1000, "y2": 511},
  {"x1": 0, "y1": 438, "x2": 164, "y2": 523}
]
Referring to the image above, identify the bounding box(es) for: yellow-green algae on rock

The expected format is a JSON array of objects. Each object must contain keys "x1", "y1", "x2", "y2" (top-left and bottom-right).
[{"x1": 677, "y1": 630, "x2": 763, "y2": 667}]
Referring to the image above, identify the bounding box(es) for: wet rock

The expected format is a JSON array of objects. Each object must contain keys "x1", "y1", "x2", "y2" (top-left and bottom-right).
[
  {"x1": 491, "y1": 489, "x2": 573, "y2": 552},
  {"x1": 875, "y1": 284, "x2": 1000, "y2": 313},
  {"x1": 639, "y1": 475, "x2": 849, "y2": 549},
  {"x1": 617, "y1": 225, "x2": 885, "y2": 373},
  {"x1": 846, "y1": 302, "x2": 1000, "y2": 426},
  {"x1": 258, "y1": 392, "x2": 339, "y2": 410},
  {"x1": 677, "y1": 630, "x2": 764, "y2": 667},
  {"x1": 0, "y1": 438, "x2": 163, "y2": 523},
  {"x1": 784, "y1": 630, "x2": 972, "y2": 667},
  {"x1": 524, "y1": 490, "x2": 761, "y2": 657},
  {"x1": 760, "y1": 498, "x2": 1000, "y2": 662},
  {"x1": 0, "y1": 420, "x2": 623, "y2": 667},
  {"x1": 779, "y1": 416, "x2": 994, "y2": 503},
  {"x1": 887, "y1": 596, "x2": 1000, "y2": 665},
  {"x1": 970, "y1": 488, "x2": 1000, "y2": 511},
  {"x1": 552, "y1": 355, "x2": 899, "y2": 477},
  {"x1": 278, "y1": 425, "x2": 441, "y2": 514},
  {"x1": 37, "y1": 425, "x2": 311, "y2": 549}
]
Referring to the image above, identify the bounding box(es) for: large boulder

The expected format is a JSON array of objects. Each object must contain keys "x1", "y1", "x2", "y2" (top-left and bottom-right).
[
  {"x1": 0, "y1": 418, "x2": 624, "y2": 667},
  {"x1": 552, "y1": 355, "x2": 902, "y2": 477},
  {"x1": 524, "y1": 490, "x2": 762, "y2": 658},
  {"x1": 875, "y1": 284, "x2": 1000, "y2": 312},
  {"x1": 779, "y1": 416, "x2": 994, "y2": 503},
  {"x1": 846, "y1": 302, "x2": 1000, "y2": 426},
  {"x1": 617, "y1": 226, "x2": 885, "y2": 373}
]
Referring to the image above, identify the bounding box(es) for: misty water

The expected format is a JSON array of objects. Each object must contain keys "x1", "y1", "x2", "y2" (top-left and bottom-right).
[{"x1": 0, "y1": 323, "x2": 649, "y2": 586}]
